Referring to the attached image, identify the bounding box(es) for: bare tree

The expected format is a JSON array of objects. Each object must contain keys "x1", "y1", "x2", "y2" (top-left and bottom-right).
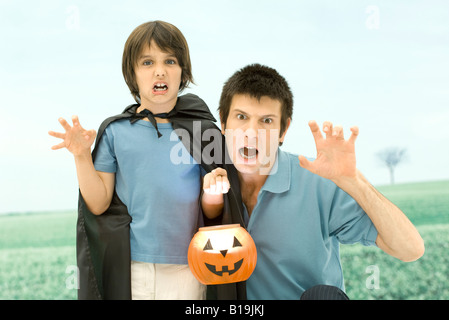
[{"x1": 376, "y1": 147, "x2": 407, "y2": 185}]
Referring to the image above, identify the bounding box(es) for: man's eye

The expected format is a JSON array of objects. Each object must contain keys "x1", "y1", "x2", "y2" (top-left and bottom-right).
[
  {"x1": 237, "y1": 114, "x2": 247, "y2": 120},
  {"x1": 263, "y1": 118, "x2": 273, "y2": 124}
]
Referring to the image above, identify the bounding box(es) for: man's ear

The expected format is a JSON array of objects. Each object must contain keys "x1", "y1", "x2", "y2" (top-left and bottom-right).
[
  {"x1": 279, "y1": 118, "x2": 291, "y2": 145},
  {"x1": 221, "y1": 122, "x2": 226, "y2": 135}
]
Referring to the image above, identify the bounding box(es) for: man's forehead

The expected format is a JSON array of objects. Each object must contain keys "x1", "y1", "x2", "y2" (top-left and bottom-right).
[{"x1": 230, "y1": 94, "x2": 282, "y2": 115}]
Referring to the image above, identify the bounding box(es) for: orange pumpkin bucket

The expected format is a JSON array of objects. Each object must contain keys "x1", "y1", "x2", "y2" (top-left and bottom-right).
[{"x1": 188, "y1": 224, "x2": 257, "y2": 285}]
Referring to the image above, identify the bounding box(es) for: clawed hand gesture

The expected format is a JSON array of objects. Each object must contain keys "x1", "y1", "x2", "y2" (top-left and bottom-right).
[
  {"x1": 202, "y1": 120, "x2": 360, "y2": 194},
  {"x1": 298, "y1": 120, "x2": 358, "y2": 183},
  {"x1": 48, "y1": 116, "x2": 96, "y2": 156},
  {"x1": 49, "y1": 117, "x2": 360, "y2": 191}
]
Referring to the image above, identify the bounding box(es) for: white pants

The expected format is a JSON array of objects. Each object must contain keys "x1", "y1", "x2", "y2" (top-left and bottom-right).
[{"x1": 130, "y1": 261, "x2": 206, "y2": 300}]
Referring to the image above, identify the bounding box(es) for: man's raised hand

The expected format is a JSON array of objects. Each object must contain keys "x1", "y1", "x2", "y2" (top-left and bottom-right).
[{"x1": 298, "y1": 120, "x2": 359, "y2": 184}]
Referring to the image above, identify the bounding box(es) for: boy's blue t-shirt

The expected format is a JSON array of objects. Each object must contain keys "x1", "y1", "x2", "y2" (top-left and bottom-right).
[
  {"x1": 93, "y1": 119, "x2": 202, "y2": 265},
  {"x1": 244, "y1": 149, "x2": 378, "y2": 299}
]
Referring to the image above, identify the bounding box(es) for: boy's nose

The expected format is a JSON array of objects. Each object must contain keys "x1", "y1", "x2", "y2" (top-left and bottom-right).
[
  {"x1": 154, "y1": 64, "x2": 166, "y2": 77},
  {"x1": 155, "y1": 69, "x2": 165, "y2": 77}
]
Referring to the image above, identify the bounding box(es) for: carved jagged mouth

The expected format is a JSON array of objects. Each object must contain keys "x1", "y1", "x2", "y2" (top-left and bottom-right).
[{"x1": 204, "y1": 259, "x2": 244, "y2": 276}]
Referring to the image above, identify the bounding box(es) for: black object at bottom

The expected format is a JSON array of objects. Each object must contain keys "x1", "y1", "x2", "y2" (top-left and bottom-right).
[{"x1": 300, "y1": 285, "x2": 350, "y2": 300}]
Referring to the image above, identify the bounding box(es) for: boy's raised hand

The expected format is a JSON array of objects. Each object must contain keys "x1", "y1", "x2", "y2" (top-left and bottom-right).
[
  {"x1": 48, "y1": 116, "x2": 96, "y2": 156},
  {"x1": 203, "y1": 168, "x2": 230, "y2": 195}
]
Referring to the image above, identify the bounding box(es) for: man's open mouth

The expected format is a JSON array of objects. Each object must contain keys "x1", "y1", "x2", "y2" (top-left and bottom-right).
[{"x1": 239, "y1": 146, "x2": 258, "y2": 159}]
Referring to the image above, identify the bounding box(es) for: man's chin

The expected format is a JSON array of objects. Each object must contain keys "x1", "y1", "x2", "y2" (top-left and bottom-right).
[
  {"x1": 234, "y1": 163, "x2": 260, "y2": 175},
  {"x1": 232, "y1": 159, "x2": 274, "y2": 176}
]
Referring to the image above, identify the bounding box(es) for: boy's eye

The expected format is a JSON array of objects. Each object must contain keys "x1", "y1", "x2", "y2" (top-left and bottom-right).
[
  {"x1": 143, "y1": 60, "x2": 153, "y2": 66},
  {"x1": 166, "y1": 59, "x2": 177, "y2": 65}
]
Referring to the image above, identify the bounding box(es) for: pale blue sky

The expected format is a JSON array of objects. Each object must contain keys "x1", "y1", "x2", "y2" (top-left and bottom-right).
[{"x1": 1, "y1": 0, "x2": 448, "y2": 213}]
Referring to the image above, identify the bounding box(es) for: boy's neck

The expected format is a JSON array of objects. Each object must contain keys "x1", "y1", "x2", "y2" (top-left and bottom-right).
[{"x1": 137, "y1": 98, "x2": 177, "y2": 123}]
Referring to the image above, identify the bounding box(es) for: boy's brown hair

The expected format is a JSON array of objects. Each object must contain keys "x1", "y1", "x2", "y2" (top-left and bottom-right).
[
  {"x1": 218, "y1": 64, "x2": 293, "y2": 137},
  {"x1": 122, "y1": 20, "x2": 194, "y2": 103}
]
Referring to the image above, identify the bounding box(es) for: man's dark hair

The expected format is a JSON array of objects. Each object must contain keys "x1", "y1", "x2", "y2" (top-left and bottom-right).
[{"x1": 218, "y1": 63, "x2": 293, "y2": 136}]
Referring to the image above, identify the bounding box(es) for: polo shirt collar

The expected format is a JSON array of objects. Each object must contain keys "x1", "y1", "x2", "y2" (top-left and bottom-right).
[{"x1": 260, "y1": 148, "x2": 291, "y2": 194}]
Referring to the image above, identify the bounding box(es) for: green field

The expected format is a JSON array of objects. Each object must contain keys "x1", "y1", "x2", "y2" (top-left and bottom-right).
[
  {"x1": 1, "y1": 180, "x2": 448, "y2": 300},
  {"x1": 0, "y1": 211, "x2": 77, "y2": 300},
  {"x1": 341, "y1": 180, "x2": 449, "y2": 300}
]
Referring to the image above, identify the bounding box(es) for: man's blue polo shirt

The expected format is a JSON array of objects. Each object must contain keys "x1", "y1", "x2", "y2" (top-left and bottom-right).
[{"x1": 244, "y1": 149, "x2": 378, "y2": 299}]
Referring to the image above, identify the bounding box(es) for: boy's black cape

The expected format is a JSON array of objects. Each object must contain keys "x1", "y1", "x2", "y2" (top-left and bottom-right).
[{"x1": 77, "y1": 94, "x2": 246, "y2": 300}]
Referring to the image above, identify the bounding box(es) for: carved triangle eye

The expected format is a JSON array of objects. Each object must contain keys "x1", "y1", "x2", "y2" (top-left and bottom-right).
[
  {"x1": 233, "y1": 236, "x2": 242, "y2": 248},
  {"x1": 203, "y1": 239, "x2": 213, "y2": 251}
]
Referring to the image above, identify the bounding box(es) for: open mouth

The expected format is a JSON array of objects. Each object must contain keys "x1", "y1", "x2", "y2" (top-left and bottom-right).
[
  {"x1": 153, "y1": 82, "x2": 168, "y2": 93},
  {"x1": 238, "y1": 146, "x2": 258, "y2": 160}
]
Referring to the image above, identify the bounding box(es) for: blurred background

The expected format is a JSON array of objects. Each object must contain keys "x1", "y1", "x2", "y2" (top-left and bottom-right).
[{"x1": 0, "y1": 0, "x2": 448, "y2": 214}]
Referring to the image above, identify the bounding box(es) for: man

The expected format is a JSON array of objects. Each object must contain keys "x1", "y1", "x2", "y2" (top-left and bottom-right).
[{"x1": 202, "y1": 64, "x2": 424, "y2": 299}]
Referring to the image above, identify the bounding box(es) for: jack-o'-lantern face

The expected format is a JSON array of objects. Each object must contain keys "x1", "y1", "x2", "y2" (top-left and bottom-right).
[{"x1": 188, "y1": 224, "x2": 257, "y2": 285}]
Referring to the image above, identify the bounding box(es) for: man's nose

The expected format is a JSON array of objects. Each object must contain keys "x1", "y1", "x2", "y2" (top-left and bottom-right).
[{"x1": 244, "y1": 119, "x2": 260, "y2": 138}]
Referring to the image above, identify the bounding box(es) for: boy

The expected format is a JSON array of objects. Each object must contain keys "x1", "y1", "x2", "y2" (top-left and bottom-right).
[
  {"x1": 204, "y1": 64, "x2": 424, "y2": 299},
  {"x1": 49, "y1": 21, "x2": 225, "y2": 300}
]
